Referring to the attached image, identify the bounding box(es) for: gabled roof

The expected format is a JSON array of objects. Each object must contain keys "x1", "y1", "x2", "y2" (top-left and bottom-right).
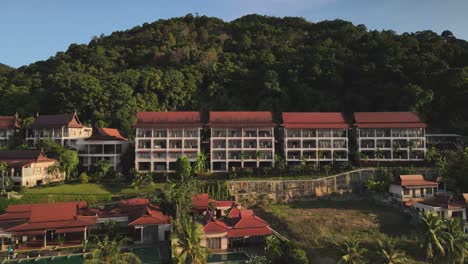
[
  {"x1": 209, "y1": 111, "x2": 275, "y2": 128},
  {"x1": 134, "y1": 112, "x2": 201, "y2": 128},
  {"x1": 128, "y1": 207, "x2": 170, "y2": 226},
  {"x1": 354, "y1": 112, "x2": 426, "y2": 128},
  {"x1": 85, "y1": 127, "x2": 127, "y2": 141},
  {"x1": 227, "y1": 209, "x2": 272, "y2": 238},
  {"x1": 399, "y1": 175, "x2": 438, "y2": 188},
  {"x1": 191, "y1": 193, "x2": 234, "y2": 211},
  {"x1": 203, "y1": 218, "x2": 229, "y2": 234},
  {"x1": 0, "y1": 115, "x2": 20, "y2": 130},
  {"x1": 31, "y1": 112, "x2": 84, "y2": 129},
  {"x1": 418, "y1": 195, "x2": 466, "y2": 209},
  {"x1": 282, "y1": 112, "x2": 349, "y2": 129},
  {"x1": 0, "y1": 150, "x2": 57, "y2": 167}
]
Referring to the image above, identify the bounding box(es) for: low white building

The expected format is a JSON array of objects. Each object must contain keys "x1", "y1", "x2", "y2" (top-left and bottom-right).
[
  {"x1": 414, "y1": 195, "x2": 468, "y2": 233},
  {"x1": 0, "y1": 115, "x2": 20, "y2": 147},
  {"x1": 0, "y1": 150, "x2": 64, "y2": 187},
  {"x1": 389, "y1": 175, "x2": 439, "y2": 204},
  {"x1": 76, "y1": 127, "x2": 129, "y2": 171}
]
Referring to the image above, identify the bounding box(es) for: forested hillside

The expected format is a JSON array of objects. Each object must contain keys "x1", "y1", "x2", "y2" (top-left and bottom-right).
[{"x1": 1, "y1": 14, "x2": 468, "y2": 135}]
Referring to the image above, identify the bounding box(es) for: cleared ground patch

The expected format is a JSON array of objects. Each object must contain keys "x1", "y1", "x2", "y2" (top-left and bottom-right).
[{"x1": 256, "y1": 198, "x2": 423, "y2": 263}]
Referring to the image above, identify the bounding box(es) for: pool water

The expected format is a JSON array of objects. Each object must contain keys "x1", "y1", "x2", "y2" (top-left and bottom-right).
[
  {"x1": 1, "y1": 254, "x2": 84, "y2": 264},
  {"x1": 207, "y1": 252, "x2": 250, "y2": 263}
]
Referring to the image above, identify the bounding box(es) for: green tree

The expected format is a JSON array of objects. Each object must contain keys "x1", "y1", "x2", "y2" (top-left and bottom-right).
[
  {"x1": 97, "y1": 220, "x2": 120, "y2": 240},
  {"x1": 274, "y1": 154, "x2": 286, "y2": 177},
  {"x1": 193, "y1": 152, "x2": 208, "y2": 174},
  {"x1": 444, "y1": 218, "x2": 468, "y2": 264},
  {"x1": 171, "y1": 214, "x2": 208, "y2": 264},
  {"x1": 377, "y1": 237, "x2": 408, "y2": 264},
  {"x1": 175, "y1": 156, "x2": 192, "y2": 182},
  {"x1": 85, "y1": 236, "x2": 141, "y2": 264},
  {"x1": 0, "y1": 161, "x2": 7, "y2": 191},
  {"x1": 93, "y1": 160, "x2": 111, "y2": 183},
  {"x1": 59, "y1": 149, "x2": 79, "y2": 180},
  {"x1": 131, "y1": 172, "x2": 154, "y2": 190},
  {"x1": 338, "y1": 239, "x2": 367, "y2": 264},
  {"x1": 419, "y1": 211, "x2": 447, "y2": 262}
]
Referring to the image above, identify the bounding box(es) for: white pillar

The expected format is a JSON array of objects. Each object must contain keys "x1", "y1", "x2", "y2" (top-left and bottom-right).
[{"x1": 140, "y1": 227, "x2": 144, "y2": 243}]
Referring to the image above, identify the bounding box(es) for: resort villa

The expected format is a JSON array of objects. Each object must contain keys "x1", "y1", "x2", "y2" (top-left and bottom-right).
[
  {"x1": 389, "y1": 175, "x2": 439, "y2": 204},
  {"x1": 0, "y1": 115, "x2": 20, "y2": 147},
  {"x1": 282, "y1": 112, "x2": 349, "y2": 165},
  {"x1": 26, "y1": 112, "x2": 92, "y2": 148},
  {"x1": 354, "y1": 112, "x2": 427, "y2": 162},
  {"x1": 0, "y1": 150, "x2": 64, "y2": 187},
  {"x1": 75, "y1": 127, "x2": 129, "y2": 171},
  {"x1": 191, "y1": 193, "x2": 272, "y2": 251},
  {"x1": 134, "y1": 112, "x2": 202, "y2": 172},
  {"x1": 209, "y1": 111, "x2": 276, "y2": 172}
]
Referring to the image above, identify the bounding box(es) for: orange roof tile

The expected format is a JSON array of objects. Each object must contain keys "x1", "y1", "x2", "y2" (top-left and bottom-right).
[
  {"x1": 209, "y1": 111, "x2": 275, "y2": 128},
  {"x1": 354, "y1": 112, "x2": 426, "y2": 128},
  {"x1": 135, "y1": 112, "x2": 201, "y2": 128},
  {"x1": 282, "y1": 112, "x2": 349, "y2": 129}
]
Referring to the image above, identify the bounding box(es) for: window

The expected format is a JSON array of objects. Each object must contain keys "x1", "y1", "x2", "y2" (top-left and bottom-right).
[
  {"x1": 403, "y1": 189, "x2": 410, "y2": 195},
  {"x1": 34, "y1": 167, "x2": 41, "y2": 175},
  {"x1": 206, "y1": 238, "x2": 222, "y2": 249},
  {"x1": 426, "y1": 188, "x2": 433, "y2": 195}
]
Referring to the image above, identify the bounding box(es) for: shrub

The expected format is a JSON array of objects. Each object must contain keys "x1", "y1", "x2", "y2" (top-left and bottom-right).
[
  {"x1": 242, "y1": 168, "x2": 254, "y2": 177},
  {"x1": 79, "y1": 172, "x2": 89, "y2": 184}
]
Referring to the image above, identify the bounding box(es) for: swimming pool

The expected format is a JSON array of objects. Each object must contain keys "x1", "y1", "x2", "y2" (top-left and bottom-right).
[
  {"x1": 207, "y1": 252, "x2": 250, "y2": 264},
  {"x1": 1, "y1": 254, "x2": 85, "y2": 264}
]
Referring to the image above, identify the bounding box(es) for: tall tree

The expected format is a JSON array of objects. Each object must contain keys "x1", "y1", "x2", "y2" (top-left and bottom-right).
[{"x1": 171, "y1": 214, "x2": 208, "y2": 264}]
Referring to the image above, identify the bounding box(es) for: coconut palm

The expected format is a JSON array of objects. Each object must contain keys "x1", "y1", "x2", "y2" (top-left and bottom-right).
[
  {"x1": 0, "y1": 161, "x2": 7, "y2": 191},
  {"x1": 377, "y1": 237, "x2": 408, "y2": 264},
  {"x1": 85, "y1": 236, "x2": 141, "y2": 264},
  {"x1": 444, "y1": 218, "x2": 468, "y2": 264},
  {"x1": 172, "y1": 214, "x2": 208, "y2": 264},
  {"x1": 419, "y1": 211, "x2": 447, "y2": 262},
  {"x1": 338, "y1": 239, "x2": 367, "y2": 264}
]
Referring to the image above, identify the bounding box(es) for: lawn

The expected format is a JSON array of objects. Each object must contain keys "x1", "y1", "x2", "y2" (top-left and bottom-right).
[
  {"x1": 256, "y1": 198, "x2": 424, "y2": 263},
  {"x1": 15, "y1": 182, "x2": 167, "y2": 205}
]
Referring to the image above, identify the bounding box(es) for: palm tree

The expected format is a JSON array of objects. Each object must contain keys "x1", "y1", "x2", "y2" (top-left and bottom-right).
[
  {"x1": 444, "y1": 218, "x2": 468, "y2": 264},
  {"x1": 375, "y1": 148, "x2": 383, "y2": 168},
  {"x1": 338, "y1": 239, "x2": 367, "y2": 264},
  {"x1": 85, "y1": 236, "x2": 141, "y2": 264},
  {"x1": 419, "y1": 211, "x2": 447, "y2": 262},
  {"x1": 377, "y1": 237, "x2": 408, "y2": 264},
  {"x1": 274, "y1": 154, "x2": 286, "y2": 177},
  {"x1": 0, "y1": 161, "x2": 7, "y2": 191},
  {"x1": 131, "y1": 172, "x2": 154, "y2": 190},
  {"x1": 168, "y1": 178, "x2": 198, "y2": 219},
  {"x1": 172, "y1": 214, "x2": 208, "y2": 264}
]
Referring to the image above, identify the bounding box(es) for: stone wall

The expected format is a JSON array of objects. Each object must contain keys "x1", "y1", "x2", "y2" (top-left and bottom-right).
[{"x1": 228, "y1": 168, "x2": 437, "y2": 204}]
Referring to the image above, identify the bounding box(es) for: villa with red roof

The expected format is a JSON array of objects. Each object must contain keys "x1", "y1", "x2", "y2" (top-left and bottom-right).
[
  {"x1": 209, "y1": 111, "x2": 276, "y2": 172},
  {"x1": 75, "y1": 127, "x2": 129, "y2": 171},
  {"x1": 0, "y1": 114, "x2": 20, "y2": 147},
  {"x1": 0, "y1": 201, "x2": 96, "y2": 250},
  {"x1": 26, "y1": 112, "x2": 92, "y2": 148},
  {"x1": 389, "y1": 175, "x2": 439, "y2": 204},
  {"x1": 0, "y1": 150, "x2": 64, "y2": 187},
  {"x1": 191, "y1": 193, "x2": 272, "y2": 250},
  {"x1": 134, "y1": 112, "x2": 202, "y2": 172},
  {"x1": 282, "y1": 112, "x2": 349, "y2": 165},
  {"x1": 354, "y1": 112, "x2": 427, "y2": 162},
  {"x1": 96, "y1": 198, "x2": 171, "y2": 243}
]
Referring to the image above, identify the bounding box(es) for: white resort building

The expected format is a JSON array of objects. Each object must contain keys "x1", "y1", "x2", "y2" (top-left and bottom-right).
[
  {"x1": 134, "y1": 112, "x2": 202, "y2": 172},
  {"x1": 209, "y1": 111, "x2": 275, "y2": 172},
  {"x1": 282, "y1": 112, "x2": 349, "y2": 165},
  {"x1": 354, "y1": 112, "x2": 427, "y2": 162},
  {"x1": 0, "y1": 115, "x2": 20, "y2": 147}
]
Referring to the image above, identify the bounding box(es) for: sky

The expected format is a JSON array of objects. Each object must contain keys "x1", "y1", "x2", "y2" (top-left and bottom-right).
[{"x1": 1, "y1": 0, "x2": 468, "y2": 68}]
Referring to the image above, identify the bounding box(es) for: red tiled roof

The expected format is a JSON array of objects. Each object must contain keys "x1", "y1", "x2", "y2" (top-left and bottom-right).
[
  {"x1": 31, "y1": 112, "x2": 84, "y2": 129},
  {"x1": 209, "y1": 111, "x2": 275, "y2": 128},
  {"x1": 227, "y1": 226, "x2": 272, "y2": 238},
  {"x1": 119, "y1": 198, "x2": 149, "y2": 207},
  {"x1": 192, "y1": 194, "x2": 234, "y2": 211},
  {"x1": 203, "y1": 219, "x2": 229, "y2": 234},
  {"x1": 417, "y1": 195, "x2": 466, "y2": 209},
  {"x1": 128, "y1": 207, "x2": 170, "y2": 226},
  {"x1": 354, "y1": 112, "x2": 427, "y2": 128},
  {"x1": 0, "y1": 115, "x2": 20, "y2": 130},
  {"x1": 282, "y1": 112, "x2": 349, "y2": 129},
  {"x1": 400, "y1": 175, "x2": 438, "y2": 187},
  {"x1": 85, "y1": 128, "x2": 127, "y2": 141},
  {"x1": 134, "y1": 112, "x2": 201, "y2": 128},
  {"x1": 228, "y1": 207, "x2": 241, "y2": 219},
  {"x1": 55, "y1": 227, "x2": 85, "y2": 234},
  {"x1": 0, "y1": 150, "x2": 57, "y2": 167}
]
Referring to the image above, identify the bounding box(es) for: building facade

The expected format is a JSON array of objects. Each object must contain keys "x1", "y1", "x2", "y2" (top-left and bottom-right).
[
  {"x1": 209, "y1": 111, "x2": 275, "y2": 172},
  {"x1": 26, "y1": 112, "x2": 92, "y2": 148},
  {"x1": 75, "y1": 128, "x2": 129, "y2": 171},
  {"x1": 389, "y1": 175, "x2": 439, "y2": 204},
  {"x1": 354, "y1": 112, "x2": 427, "y2": 162},
  {"x1": 0, "y1": 115, "x2": 20, "y2": 147},
  {"x1": 282, "y1": 112, "x2": 349, "y2": 165},
  {"x1": 134, "y1": 112, "x2": 202, "y2": 172},
  {"x1": 0, "y1": 150, "x2": 64, "y2": 187}
]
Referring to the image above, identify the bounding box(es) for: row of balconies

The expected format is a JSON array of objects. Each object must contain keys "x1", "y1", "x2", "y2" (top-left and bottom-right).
[
  {"x1": 211, "y1": 151, "x2": 274, "y2": 161},
  {"x1": 211, "y1": 139, "x2": 273, "y2": 149},
  {"x1": 286, "y1": 150, "x2": 348, "y2": 160},
  {"x1": 211, "y1": 130, "x2": 273, "y2": 138},
  {"x1": 286, "y1": 129, "x2": 347, "y2": 138},
  {"x1": 137, "y1": 140, "x2": 198, "y2": 150},
  {"x1": 359, "y1": 128, "x2": 424, "y2": 138},
  {"x1": 360, "y1": 139, "x2": 425, "y2": 149},
  {"x1": 136, "y1": 129, "x2": 199, "y2": 138},
  {"x1": 285, "y1": 139, "x2": 347, "y2": 149},
  {"x1": 136, "y1": 151, "x2": 198, "y2": 160},
  {"x1": 361, "y1": 149, "x2": 425, "y2": 160}
]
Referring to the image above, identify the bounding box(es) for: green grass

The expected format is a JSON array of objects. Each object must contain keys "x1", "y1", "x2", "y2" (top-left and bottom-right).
[
  {"x1": 256, "y1": 199, "x2": 424, "y2": 263},
  {"x1": 14, "y1": 182, "x2": 167, "y2": 205}
]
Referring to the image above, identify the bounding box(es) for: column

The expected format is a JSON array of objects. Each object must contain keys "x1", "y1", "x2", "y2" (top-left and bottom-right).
[
  {"x1": 140, "y1": 227, "x2": 144, "y2": 243},
  {"x1": 43, "y1": 231, "x2": 47, "y2": 247}
]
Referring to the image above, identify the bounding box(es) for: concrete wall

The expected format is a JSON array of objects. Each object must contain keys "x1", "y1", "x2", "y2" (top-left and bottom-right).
[{"x1": 228, "y1": 168, "x2": 437, "y2": 204}]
